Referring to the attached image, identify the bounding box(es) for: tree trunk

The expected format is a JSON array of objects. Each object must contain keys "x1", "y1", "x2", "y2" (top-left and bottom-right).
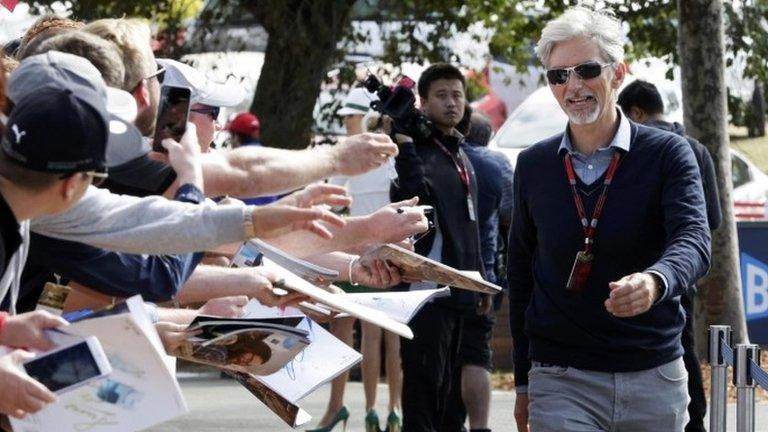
[
  {"x1": 250, "y1": 0, "x2": 356, "y2": 149},
  {"x1": 750, "y1": 82, "x2": 766, "y2": 138},
  {"x1": 678, "y1": 0, "x2": 748, "y2": 354}
]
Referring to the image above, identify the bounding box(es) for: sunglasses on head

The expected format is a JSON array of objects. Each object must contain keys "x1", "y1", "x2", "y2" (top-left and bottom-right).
[
  {"x1": 131, "y1": 64, "x2": 166, "y2": 92},
  {"x1": 148, "y1": 63, "x2": 166, "y2": 84},
  {"x1": 546, "y1": 61, "x2": 612, "y2": 86},
  {"x1": 191, "y1": 106, "x2": 221, "y2": 120}
]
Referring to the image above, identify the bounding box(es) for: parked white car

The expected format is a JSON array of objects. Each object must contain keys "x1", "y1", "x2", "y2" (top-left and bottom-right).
[{"x1": 488, "y1": 84, "x2": 768, "y2": 220}]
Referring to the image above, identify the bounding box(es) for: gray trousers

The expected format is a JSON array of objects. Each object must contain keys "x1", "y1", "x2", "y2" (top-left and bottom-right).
[{"x1": 528, "y1": 357, "x2": 689, "y2": 432}]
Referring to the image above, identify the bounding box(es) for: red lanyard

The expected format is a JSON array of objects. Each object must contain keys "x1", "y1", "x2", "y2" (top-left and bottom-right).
[
  {"x1": 563, "y1": 152, "x2": 621, "y2": 254},
  {"x1": 433, "y1": 138, "x2": 470, "y2": 192}
]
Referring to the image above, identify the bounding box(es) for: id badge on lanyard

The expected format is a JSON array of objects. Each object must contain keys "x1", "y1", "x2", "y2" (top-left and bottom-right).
[
  {"x1": 563, "y1": 152, "x2": 621, "y2": 293},
  {"x1": 433, "y1": 138, "x2": 475, "y2": 222},
  {"x1": 467, "y1": 195, "x2": 476, "y2": 222}
]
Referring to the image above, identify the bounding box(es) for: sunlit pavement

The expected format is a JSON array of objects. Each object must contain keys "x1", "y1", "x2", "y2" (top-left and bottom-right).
[{"x1": 150, "y1": 373, "x2": 767, "y2": 432}]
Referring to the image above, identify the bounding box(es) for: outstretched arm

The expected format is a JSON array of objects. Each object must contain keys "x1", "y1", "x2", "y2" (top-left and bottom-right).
[{"x1": 166, "y1": 133, "x2": 399, "y2": 198}]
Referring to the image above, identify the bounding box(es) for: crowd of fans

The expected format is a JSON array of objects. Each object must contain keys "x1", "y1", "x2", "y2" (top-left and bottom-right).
[{"x1": 0, "y1": 14, "x2": 430, "y2": 429}]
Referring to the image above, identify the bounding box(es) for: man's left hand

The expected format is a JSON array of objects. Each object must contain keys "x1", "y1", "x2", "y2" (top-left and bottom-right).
[
  {"x1": 605, "y1": 272, "x2": 660, "y2": 318},
  {"x1": 277, "y1": 184, "x2": 351, "y2": 209},
  {"x1": 352, "y1": 256, "x2": 402, "y2": 289}
]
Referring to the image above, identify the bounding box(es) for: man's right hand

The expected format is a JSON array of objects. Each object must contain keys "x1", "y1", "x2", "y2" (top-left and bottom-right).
[
  {"x1": 0, "y1": 350, "x2": 56, "y2": 418},
  {"x1": 364, "y1": 198, "x2": 429, "y2": 244},
  {"x1": 243, "y1": 267, "x2": 308, "y2": 308},
  {"x1": 161, "y1": 122, "x2": 204, "y2": 191},
  {"x1": 331, "y1": 133, "x2": 398, "y2": 176},
  {"x1": 0, "y1": 311, "x2": 68, "y2": 352},
  {"x1": 514, "y1": 393, "x2": 529, "y2": 432},
  {"x1": 251, "y1": 203, "x2": 346, "y2": 240}
]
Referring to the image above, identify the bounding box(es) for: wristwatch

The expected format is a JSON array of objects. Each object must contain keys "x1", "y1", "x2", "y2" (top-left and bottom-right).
[{"x1": 243, "y1": 206, "x2": 256, "y2": 238}]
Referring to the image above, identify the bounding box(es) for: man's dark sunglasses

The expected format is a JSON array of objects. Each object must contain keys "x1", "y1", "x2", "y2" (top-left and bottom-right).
[
  {"x1": 191, "y1": 106, "x2": 221, "y2": 120},
  {"x1": 546, "y1": 61, "x2": 612, "y2": 86}
]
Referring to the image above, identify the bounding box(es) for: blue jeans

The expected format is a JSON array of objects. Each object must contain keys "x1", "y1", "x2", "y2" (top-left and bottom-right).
[{"x1": 528, "y1": 358, "x2": 689, "y2": 432}]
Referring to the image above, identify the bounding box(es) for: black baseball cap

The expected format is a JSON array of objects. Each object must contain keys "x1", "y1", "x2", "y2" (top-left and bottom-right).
[
  {"x1": 2, "y1": 84, "x2": 108, "y2": 173},
  {"x1": 5, "y1": 51, "x2": 148, "y2": 173}
]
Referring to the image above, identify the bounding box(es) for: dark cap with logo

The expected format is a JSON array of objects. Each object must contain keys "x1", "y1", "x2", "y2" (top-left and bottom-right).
[
  {"x1": 3, "y1": 51, "x2": 147, "y2": 174},
  {"x1": 2, "y1": 84, "x2": 108, "y2": 173}
]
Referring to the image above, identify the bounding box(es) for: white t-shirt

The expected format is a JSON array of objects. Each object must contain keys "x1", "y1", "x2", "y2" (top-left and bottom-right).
[{"x1": 330, "y1": 158, "x2": 395, "y2": 216}]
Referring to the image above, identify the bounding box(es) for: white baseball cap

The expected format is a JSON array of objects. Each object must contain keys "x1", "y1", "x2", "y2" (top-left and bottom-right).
[
  {"x1": 156, "y1": 58, "x2": 246, "y2": 107},
  {"x1": 337, "y1": 87, "x2": 378, "y2": 116}
]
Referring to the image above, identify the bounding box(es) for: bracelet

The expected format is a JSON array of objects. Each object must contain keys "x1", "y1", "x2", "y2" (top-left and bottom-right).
[
  {"x1": 0, "y1": 312, "x2": 7, "y2": 340},
  {"x1": 348, "y1": 257, "x2": 360, "y2": 286},
  {"x1": 243, "y1": 206, "x2": 256, "y2": 238}
]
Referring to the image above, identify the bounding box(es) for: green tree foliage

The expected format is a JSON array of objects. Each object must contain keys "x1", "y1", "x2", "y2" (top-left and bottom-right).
[{"x1": 27, "y1": 0, "x2": 767, "y2": 145}]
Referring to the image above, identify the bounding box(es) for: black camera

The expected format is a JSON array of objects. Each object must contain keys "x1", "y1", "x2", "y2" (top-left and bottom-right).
[{"x1": 362, "y1": 74, "x2": 434, "y2": 142}]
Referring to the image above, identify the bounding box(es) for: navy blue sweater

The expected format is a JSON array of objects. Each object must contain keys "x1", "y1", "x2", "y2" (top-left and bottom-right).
[{"x1": 507, "y1": 122, "x2": 711, "y2": 386}]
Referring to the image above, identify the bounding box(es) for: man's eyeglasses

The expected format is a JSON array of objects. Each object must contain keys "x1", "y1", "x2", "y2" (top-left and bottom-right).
[
  {"x1": 191, "y1": 106, "x2": 221, "y2": 120},
  {"x1": 131, "y1": 64, "x2": 166, "y2": 92},
  {"x1": 60, "y1": 169, "x2": 109, "y2": 187},
  {"x1": 546, "y1": 61, "x2": 612, "y2": 86}
]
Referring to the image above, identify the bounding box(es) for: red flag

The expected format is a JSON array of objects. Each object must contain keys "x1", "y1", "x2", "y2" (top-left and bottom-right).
[{"x1": 1, "y1": 0, "x2": 19, "y2": 12}]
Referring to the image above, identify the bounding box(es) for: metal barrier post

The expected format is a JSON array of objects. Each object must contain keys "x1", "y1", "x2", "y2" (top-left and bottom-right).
[
  {"x1": 734, "y1": 343, "x2": 760, "y2": 432},
  {"x1": 709, "y1": 325, "x2": 731, "y2": 432}
]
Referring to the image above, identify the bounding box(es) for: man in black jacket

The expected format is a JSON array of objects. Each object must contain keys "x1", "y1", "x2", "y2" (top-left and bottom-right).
[
  {"x1": 618, "y1": 79, "x2": 722, "y2": 432},
  {"x1": 391, "y1": 63, "x2": 487, "y2": 432}
]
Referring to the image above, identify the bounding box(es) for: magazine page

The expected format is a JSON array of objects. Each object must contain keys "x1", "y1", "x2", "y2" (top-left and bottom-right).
[
  {"x1": 257, "y1": 317, "x2": 361, "y2": 403},
  {"x1": 244, "y1": 299, "x2": 305, "y2": 319},
  {"x1": 11, "y1": 297, "x2": 187, "y2": 432},
  {"x1": 225, "y1": 370, "x2": 312, "y2": 428},
  {"x1": 188, "y1": 315, "x2": 306, "y2": 336},
  {"x1": 371, "y1": 244, "x2": 502, "y2": 294},
  {"x1": 172, "y1": 326, "x2": 310, "y2": 376},
  {"x1": 224, "y1": 315, "x2": 361, "y2": 428},
  {"x1": 338, "y1": 287, "x2": 451, "y2": 323},
  {"x1": 251, "y1": 239, "x2": 339, "y2": 285},
  {"x1": 231, "y1": 239, "x2": 338, "y2": 287},
  {"x1": 261, "y1": 257, "x2": 414, "y2": 339}
]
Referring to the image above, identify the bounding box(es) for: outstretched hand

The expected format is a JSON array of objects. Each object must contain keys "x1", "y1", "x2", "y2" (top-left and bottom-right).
[
  {"x1": 365, "y1": 197, "x2": 429, "y2": 244},
  {"x1": 332, "y1": 133, "x2": 398, "y2": 176},
  {"x1": 277, "y1": 184, "x2": 351, "y2": 209},
  {"x1": 251, "y1": 203, "x2": 346, "y2": 240}
]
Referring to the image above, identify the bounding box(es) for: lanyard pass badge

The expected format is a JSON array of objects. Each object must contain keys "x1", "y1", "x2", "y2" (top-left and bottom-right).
[
  {"x1": 566, "y1": 250, "x2": 593, "y2": 293},
  {"x1": 467, "y1": 195, "x2": 476, "y2": 221}
]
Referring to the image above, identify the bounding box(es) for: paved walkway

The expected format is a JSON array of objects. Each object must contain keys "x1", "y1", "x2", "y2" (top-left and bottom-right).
[{"x1": 151, "y1": 374, "x2": 767, "y2": 431}]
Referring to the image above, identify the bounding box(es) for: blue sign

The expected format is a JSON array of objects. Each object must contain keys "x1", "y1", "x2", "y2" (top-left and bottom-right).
[
  {"x1": 740, "y1": 252, "x2": 768, "y2": 321},
  {"x1": 738, "y1": 222, "x2": 768, "y2": 344}
]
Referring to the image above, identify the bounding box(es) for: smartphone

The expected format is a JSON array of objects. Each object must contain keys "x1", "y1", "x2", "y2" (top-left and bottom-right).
[
  {"x1": 23, "y1": 335, "x2": 112, "y2": 395},
  {"x1": 152, "y1": 85, "x2": 191, "y2": 152}
]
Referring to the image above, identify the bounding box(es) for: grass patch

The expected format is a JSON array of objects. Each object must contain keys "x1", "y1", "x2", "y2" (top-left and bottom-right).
[{"x1": 731, "y1": 126, "x2": 768, "y2": 174}]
